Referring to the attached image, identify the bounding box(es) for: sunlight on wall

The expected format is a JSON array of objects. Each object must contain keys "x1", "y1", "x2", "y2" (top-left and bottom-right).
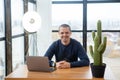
[{"x1": 37, "y1": 0, "x2": 52, "y2": 56}]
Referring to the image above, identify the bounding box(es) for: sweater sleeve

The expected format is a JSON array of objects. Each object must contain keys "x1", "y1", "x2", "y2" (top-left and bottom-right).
[
  {"x1": 70, "y1": 43, "x2": 90, "y2": 67},
  {"x1": 44, "y1": 42, "x2": 57, "y2": 67}
]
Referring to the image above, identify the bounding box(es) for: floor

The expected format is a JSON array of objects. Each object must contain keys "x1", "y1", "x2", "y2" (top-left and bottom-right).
[{"x1": 102, "y1": 57, "x2": 120, "y2": 80}]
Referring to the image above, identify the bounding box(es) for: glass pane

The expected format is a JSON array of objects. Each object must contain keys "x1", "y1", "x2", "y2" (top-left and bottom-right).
[
  {"x1": 87, "y1": 32, "x2": 120, "y2": 58},
  {"x1": 87, "y1": 3, "x2": 120, "y2": 30},
  {"x1": 28, "y1": 2, "x2": 36, "y2": 11},
  {"x1": 0, "y1": 0, "x2": 5, "y2": 80},
  {"x1": 0, "y1": 0, "x2": 5, "y2": 38},
  {"x1": 87, "y1": 0, "x2": 119, "y2": 1},
  {"x1": 52, "y1": 0, "x2": 82, "y2": 1},
  {"x1": 52, "y1": 32, "x2": 83, "y2": 44},
  {"x1": 11, "y1": 0, "x2": 24, "y2": 35},
  {"x1": 12, "y1": 37, "x2": 24, "y2": 70},
  {"x1": 0, "y1": 41, "x2": 5, "y2": 80},
  {"x1": 52, "y1": 4, "x2": 83, "y2": 30},
  {"x1": 27, "y1": 2, "x2": 37, "y2": 56},
  {"x1": 28, "y1": 33, "x2": 38, "y2": 56}
]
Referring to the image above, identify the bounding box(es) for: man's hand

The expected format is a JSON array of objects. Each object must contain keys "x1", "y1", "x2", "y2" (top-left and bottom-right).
[{"x1": 56, "y1": 61, "x2": 70, "y2": 69}]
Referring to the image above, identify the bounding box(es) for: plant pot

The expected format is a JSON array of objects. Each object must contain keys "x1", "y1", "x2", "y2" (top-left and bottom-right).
[{"x1": 90, "y1": 63, "x2": 106, "y2": 78}]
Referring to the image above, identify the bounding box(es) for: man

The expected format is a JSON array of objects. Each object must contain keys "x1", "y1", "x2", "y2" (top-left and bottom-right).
[{"x1": 44, "y1": 24, "x2": 89, "y2": 69}]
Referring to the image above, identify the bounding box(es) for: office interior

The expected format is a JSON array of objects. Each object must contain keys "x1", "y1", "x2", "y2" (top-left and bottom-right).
[{"x1": 0, "y1": 0, "x2": 120, "y2": 80}]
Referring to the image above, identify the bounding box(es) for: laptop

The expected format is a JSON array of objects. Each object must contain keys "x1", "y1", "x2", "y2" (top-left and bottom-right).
[{"x1": 26, "y1": 56, "x2": 56, "y2": 72}]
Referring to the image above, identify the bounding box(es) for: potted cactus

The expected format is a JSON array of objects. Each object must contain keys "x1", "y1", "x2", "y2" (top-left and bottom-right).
[{"x1": 89, "y1": 20, "x2": 107, "y2": 78}]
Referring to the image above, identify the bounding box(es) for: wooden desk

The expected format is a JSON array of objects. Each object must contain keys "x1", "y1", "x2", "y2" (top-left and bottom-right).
[{"x1": 5, "y1": 65, "x2": 115, "y2": 80}]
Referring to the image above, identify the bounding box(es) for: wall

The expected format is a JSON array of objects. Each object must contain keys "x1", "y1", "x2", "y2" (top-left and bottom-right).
[{"x1": 36, "y1": 0, "x2": 52, "y2": 56}]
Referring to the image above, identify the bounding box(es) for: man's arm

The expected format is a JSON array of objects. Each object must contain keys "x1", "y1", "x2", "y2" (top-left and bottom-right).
[
  {"x1": 70, "y1": 43, "x2": 90, "y2": 67},
  {"x1": 44, "y1": 42, "x2": 56, "y2": 67}
]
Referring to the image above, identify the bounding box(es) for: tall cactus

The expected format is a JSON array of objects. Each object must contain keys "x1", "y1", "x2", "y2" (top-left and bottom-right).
[{"x1": 89, "y1": 20, "x2": 107, "y2": 66}]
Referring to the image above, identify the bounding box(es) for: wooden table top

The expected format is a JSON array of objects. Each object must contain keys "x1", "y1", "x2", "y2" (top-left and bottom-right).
[{"x1": 5, "y1": 65, "x2": 115, "y2": 80}]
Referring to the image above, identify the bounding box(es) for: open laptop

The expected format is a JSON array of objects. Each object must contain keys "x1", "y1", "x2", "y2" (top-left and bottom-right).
[{"x1": 26, "y1": 56, "x2": 56, "y2": 72}]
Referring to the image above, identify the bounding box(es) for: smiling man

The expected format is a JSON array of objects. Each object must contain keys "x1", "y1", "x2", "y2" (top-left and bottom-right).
[{"x1": 44, "y1": 24, "x2": 90, "y2": 69}]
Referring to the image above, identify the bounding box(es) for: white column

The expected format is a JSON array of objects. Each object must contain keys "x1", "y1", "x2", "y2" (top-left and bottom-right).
[{"x1": 36, "y1": 0, "x2": 52, "y2": 56}]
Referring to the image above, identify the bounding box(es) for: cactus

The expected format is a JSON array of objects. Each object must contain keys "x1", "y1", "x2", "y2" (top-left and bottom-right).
[{"x1": 89, "y1": 20, "x2": 107, "y2": 66}]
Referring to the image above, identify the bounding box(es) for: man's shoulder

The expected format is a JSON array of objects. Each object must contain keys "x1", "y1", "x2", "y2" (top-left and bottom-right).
[
  {"x1": 71, "y1": 38, "x2": 80, "y2": 44},
  {"x1": 71, "y1": 38, "x2": 82, "y2": 46},
  {"x1": 71, "y1": 39, "x2": 84, "y2": 50},
  {"x1": 52, "y1": 39, "x2": 60, "y2": 45}
]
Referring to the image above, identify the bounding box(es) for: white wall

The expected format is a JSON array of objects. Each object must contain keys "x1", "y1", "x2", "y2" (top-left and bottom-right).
[{"x1": 36, "y1": 0, "x2": 52, "y2": 56}]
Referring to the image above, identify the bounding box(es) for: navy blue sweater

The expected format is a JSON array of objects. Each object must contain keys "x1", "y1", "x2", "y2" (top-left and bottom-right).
[{"x1": 44, "y1": 38, "x2": 90, "y2": 67}]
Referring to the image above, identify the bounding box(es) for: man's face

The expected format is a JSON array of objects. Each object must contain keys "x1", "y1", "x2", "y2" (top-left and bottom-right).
[{"x1": 58, "y1": 27, "x2": 71, "y2": 45}]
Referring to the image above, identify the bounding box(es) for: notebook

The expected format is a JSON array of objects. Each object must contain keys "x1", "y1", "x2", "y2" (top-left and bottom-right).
[{"x1": 26, "y1": 56, "x2": 56, "y2": 72}]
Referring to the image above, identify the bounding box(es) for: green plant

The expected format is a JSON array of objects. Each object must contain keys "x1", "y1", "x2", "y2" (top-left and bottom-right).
[{"x1": 89, "y1": 20, "x2": 107, "y2": 66}]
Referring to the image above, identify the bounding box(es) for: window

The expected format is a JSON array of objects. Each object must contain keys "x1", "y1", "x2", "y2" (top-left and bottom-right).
[
  {"x1": 11, "y1": 0, "x2": 24, "y2": 35},
  {"x1": 0, "y1": 0, "x2": 5, "y2": 79},
  {"x1": 52, "y1": 0, "x2": 82, "y2": 1},
  {"x1": 87, "y1": 3, "x2": 120, "y2": 58},
  {"x1": 52, "y1": 4, "x2": 83, "y2": 30},
  {"x1": 87, "y1": 3, "x2": 120, "y2": 30},
  {"x1": 0, "y1": 0, "x2": 5, "y2": 38},
  {"x1": 11, "y1": 0, "x2": 24, "y2": 70},
  {"x1": 52, "y1": 4, "x2": 83, "y2": 43}
]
